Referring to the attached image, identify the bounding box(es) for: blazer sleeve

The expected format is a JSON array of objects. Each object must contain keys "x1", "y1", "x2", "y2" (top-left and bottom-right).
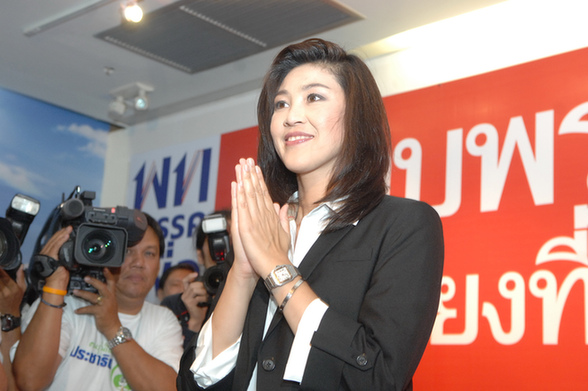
[{"x1": 303, "y1": 199, "x2": 444, "y2": 391}]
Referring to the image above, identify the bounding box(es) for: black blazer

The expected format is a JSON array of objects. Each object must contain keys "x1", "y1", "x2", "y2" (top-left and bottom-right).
[{"x1": 177, "y1": 196, "x2": 444, "y2": 391}]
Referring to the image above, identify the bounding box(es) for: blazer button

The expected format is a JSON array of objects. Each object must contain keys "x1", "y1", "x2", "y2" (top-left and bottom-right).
[
  {"x1": 262, "y1": 358, "x2": 276, "y2": 371},
  {"x1": 356, "y1": 354, "x2": 368, "y2": 367}
]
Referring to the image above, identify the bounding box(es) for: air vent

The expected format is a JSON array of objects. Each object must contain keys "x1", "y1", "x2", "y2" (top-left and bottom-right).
[{"x1": 95, "y1": 0, "x2": 363, "y2": 74}]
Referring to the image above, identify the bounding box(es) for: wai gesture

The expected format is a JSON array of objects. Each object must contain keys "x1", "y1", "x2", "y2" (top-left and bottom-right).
[{"x1": 232, "y1": 158, "x2": 291, "y2": 280}]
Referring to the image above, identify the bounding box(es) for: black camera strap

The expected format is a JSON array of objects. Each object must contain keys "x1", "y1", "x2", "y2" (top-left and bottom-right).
[{"x1": 30, "y1": 254, "x2": 64, "y2": 278}]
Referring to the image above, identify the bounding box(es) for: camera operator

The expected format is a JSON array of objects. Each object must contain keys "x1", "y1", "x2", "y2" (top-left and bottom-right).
[
  {"x1": 0, "y1": 265, "x2": 26, "y2": 391},
  {"x1": 12, "y1": 214, "x2": 183, "y2": 391}
]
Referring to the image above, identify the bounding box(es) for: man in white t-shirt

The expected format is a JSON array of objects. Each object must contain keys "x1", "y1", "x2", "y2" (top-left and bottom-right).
[{"x1": 12, "y1": 213, "x2": 183, "y2": 391}]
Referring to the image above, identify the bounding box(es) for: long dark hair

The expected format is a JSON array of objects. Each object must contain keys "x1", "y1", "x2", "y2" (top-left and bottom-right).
[{"x1": 257, "y1": 38, "x2": 391, "y2": 232}]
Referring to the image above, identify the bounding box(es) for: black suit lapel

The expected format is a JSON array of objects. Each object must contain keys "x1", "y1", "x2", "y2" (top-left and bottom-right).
[{"x1": 297, "y1": 224, "x2": 355, "y2": 277}]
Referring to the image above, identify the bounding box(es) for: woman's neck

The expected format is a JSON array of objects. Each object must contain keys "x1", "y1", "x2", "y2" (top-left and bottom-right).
[{"x1": 296, "y1": 175, "x2": 328, "y2": 222}]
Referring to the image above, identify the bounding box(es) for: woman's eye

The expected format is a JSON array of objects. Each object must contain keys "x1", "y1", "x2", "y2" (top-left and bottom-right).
[
  {"x1": 274, "y1": 100, "x2": 288, "y2": 109},
  {"x1": 308, "y1": 93, "x2": 323, "y2": 102}
]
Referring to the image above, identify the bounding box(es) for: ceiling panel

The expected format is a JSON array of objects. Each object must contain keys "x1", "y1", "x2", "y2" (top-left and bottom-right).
[{"x1": 95, "y1": 0, "x2": 362, "y2": 74}]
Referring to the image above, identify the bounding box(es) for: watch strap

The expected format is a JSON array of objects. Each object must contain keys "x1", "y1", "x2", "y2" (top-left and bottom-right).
[
  {"x1": 107, "y1": 326, "x2": 133, "y2": 349},
  {"x1": 1, "y1": 314, "x2": 21, "y2": 332}
]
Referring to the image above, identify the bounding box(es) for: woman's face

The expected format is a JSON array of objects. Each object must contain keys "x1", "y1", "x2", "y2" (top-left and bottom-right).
[{"x1": 270, "y1": 63, "x2": 346, "y2": 182}]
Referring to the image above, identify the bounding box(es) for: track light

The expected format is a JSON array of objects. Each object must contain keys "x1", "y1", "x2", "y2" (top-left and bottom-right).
[
  {"x1": 108, "y1": 82, "x2": 153, "y2": 119},
  {"x1": 122, "y1": 1, "x2": 143, "y2": 23},
  {"x1": 109, "y1": 96, "x2": 127, "y2": 116},
  {"x1": 133, "y1": 89, "x2": 148, "y2": 110}
]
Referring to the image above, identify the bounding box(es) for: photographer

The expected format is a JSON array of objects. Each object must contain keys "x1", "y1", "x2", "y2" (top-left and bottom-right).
[
  {"x1": 12, "y1": 214, "x2": 183, "y2": 391},
  {"x1": 161, "y1": 210, "x2": 231, "y2": 348},
  {"x1": 0, "y1": 193, "x2": 38, "y2": 391},
  {"x1": 158, "y1": 263, "x2": 209, "y2": 348},
  {"x1": 0, "y1": 265, "x2": 26, "y2": 391},
  {"x1": 157, "y1": 263, "x2": 197, "y2": 302}
]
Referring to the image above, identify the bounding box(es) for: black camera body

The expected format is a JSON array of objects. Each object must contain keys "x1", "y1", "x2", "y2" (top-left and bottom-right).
[
  {"x1": 30, "y1": 189, "x2": 147, "y2": 293},
  {"x1": 0, "y1": 218, "x2": 21, "y2": 277},
  {"x1": 0, "y1": 194, "x2": 40, "y2": 279},
  {"x1": 161, "y1": 213, "x2": 232, "y2": 329},
  {"x1": 199, "y1": 213, "x2": 232, "y2": 296}
]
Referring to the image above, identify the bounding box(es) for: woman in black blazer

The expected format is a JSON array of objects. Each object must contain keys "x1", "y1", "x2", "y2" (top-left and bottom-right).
[{"x1": 178, "y1": 38, "x2": 444, "y2": 391}]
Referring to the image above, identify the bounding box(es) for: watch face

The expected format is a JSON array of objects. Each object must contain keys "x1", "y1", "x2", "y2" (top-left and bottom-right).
[
  {"x1": 108, "y1": 327, "x2": 132, "y2": 349},
  {"x1": 122, "y1": 328, "x2": 132, "y2": 339},
  {"x1": 274, "y1": 266, "x2": 292, "y2": 282}
]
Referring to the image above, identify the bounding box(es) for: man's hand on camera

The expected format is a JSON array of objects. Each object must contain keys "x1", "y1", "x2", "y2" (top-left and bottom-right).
[
  {"x1": 73, "y1": 268, "x2": 121, "y2": 340},
  {"x1": 40, "y1": 226, "x2": 73, "y2": 290},
  {"x1": 181, "y1": 272, "x2": 209, "y2": 333}
]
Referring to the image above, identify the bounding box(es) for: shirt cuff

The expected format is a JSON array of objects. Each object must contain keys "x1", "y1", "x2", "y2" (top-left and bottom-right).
[
  {"x1": 190, "y1": 314, "x2": 241, "y2": 388},
  {"x1": 283, "y1": 298, "x2": 329, "y2": 382}
]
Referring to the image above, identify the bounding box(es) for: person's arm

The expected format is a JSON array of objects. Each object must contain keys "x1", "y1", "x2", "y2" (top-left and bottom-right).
[
  {"x1": 233, "y1": 158, "x2": 316, "y2": 334},
  {"x1": 0, "y1": 265, "x2": 26, "y2": 391},
  {"x1": 206, "y1": 165, "x2": 263, "y2": 359},
  {"x1": 107, "y1": 337, "x2": 178, "y2": 390},
  {"x1": 13, "y1": 226, "x2": 72, "y2": 391},
  {"x1": 189, "y1": 158, "x2": 299, "y2": 387},
  {"x1": 303, "y1": 199, "x2": 444, "y2": 390},
  {"x1": 74, "y1": 268, "x2": 178, "y2": 391},
  {"x1": 0, "y1": 362, "x2": 7, "y2": 391},
  {"x1": 180, "y1": 272, "x2": 209, "y2": 333}
]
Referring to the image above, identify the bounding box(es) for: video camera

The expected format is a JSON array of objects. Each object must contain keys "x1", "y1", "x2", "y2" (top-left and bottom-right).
[
  {"x1": 0, "y1": 194, "x2": 40, "y2": 279},
  {"x1": 29, "y1": 187, "x2": 147, "y2": 294}
]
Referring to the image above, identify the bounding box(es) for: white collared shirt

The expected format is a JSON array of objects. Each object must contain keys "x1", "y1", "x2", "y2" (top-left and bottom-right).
[{"x1": 191, "y1": 196, "x2": 332, "y2": 389}]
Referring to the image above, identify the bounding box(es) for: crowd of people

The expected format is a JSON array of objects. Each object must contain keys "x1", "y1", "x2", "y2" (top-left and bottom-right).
[{"x1": 0, "y1": 38, "x2": 443, "y2": 391}]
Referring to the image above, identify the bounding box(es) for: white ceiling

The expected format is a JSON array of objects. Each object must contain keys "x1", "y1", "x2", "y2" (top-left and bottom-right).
[{"x1": 0, "y1": 0, "x2": 506, "y2": 128}]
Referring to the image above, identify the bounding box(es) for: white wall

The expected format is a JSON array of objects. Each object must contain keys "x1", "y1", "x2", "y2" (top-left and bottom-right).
[{"x1": 102, "y1": 0, "x2": 588, "y2": 207}]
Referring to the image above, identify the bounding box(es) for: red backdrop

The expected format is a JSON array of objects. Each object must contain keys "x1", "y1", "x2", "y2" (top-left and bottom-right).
[{"x1": 216, "y1": 47, "x2": 588, "y2": 390}]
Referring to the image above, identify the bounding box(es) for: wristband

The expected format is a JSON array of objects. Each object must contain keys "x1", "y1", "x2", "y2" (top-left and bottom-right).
[
  {"x1": 278, "y1": 278, "x2": 304, "y2": 312},
  {"x1": 42, "y1": 285, "x2": 67, "y2": 296},
  {"x1": 40, "y1": 297, "x2": 66, "y2": 309}
]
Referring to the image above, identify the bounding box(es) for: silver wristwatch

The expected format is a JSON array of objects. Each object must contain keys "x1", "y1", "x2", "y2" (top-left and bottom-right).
[
  {"x1": 264, "y1": 264, "x2": 301, "y2": 291},
  {"x1": 107, "y1": 326, "x2": 133, "y2": 349}
]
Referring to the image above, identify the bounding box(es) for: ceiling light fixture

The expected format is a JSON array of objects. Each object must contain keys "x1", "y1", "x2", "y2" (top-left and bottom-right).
[
  {"x1": 108, "y1": 82, "x2": 153, "y2": 119},
  {"x1": 122, "y1": 0, "x2": 143, "y2": 23},
  {"x1": 133, "y1": 89, "x2": 148, "y2": 110},
  {"x1": 109, "y1": 96, "x2": 127, "y2": 116}
]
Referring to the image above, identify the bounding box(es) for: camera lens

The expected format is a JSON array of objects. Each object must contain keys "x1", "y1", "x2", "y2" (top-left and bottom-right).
[
  {"x1": 203, "y1": 265, "x2": 226, "y2": 296},
  {"x1": 0, "y1": 230, "x2": 7, "y2": 260},
  {"x1": 81, "y1": 230, "x2": 117, "y2": 264},
  {"x1": 0, "y1": 217, "x2": 20, "y2": 270},
  {"x1": 75, "y1": 223, "x2": 127, "y2": 267}
]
